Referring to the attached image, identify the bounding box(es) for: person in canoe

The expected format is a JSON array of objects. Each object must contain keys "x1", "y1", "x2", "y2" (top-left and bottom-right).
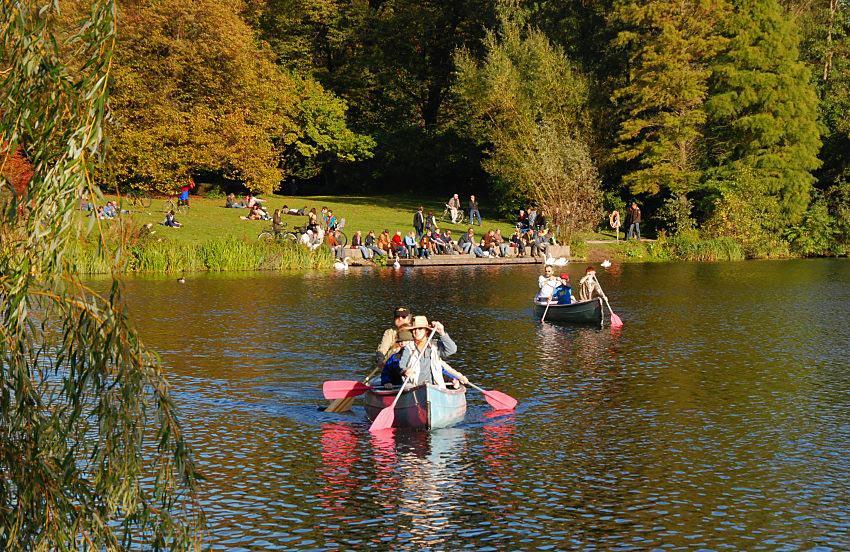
[
  {"x1": 376, "y1": 306, "x2": 413, "y2": 370},
  {"x1": 536, "y1": 265, "x2": 562, "y2": 302},
  {"x1": 552, "y1": 273, "x2": 576, "y2": 304},
  {"x1": 380, "y1": 328, "x2": 413, "y2": 386},
  {"x1": 578, "y1": 266, "x2": 608, "y2": 302},
  {"x1": 400, "y1": 316, "x2": 468, "y2": 389}
]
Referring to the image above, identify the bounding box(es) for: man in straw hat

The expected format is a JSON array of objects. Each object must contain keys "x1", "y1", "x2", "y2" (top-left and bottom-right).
[
  {"x1": 376, "y1": 307, "x2": 412, "y2": 370},
  {"x1": 399, "y1": 316, "x2": 468, "y2": 388}
]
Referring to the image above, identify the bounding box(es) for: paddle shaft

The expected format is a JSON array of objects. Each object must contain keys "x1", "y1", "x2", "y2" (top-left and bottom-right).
[
  {"x1": 590, "y1": 275, "x2": 615, "y2": 315},
  {"x1": 541, "y1": 300, "x2": 552, "y2": 322}
]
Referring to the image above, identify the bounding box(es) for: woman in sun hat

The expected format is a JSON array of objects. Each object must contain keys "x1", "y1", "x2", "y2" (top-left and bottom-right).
[{"x1": 399, "y1": 316, "x2": 468, "y2": 388}]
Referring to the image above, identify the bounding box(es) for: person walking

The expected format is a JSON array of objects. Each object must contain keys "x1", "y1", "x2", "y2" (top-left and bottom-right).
[
  {"x1": 413, "y1": 206, "x2": 425, "y2": 239},
  {"x1": 627, "y1": 202, "x2": 641, "y2": 241},
  {"x1": 469, "y1": 195, "x2": 482, "y2": 226}
]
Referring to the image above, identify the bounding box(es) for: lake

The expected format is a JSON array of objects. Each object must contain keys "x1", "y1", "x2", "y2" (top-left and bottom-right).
[{"x1": 117, "y1": 259, "x2": 850, "y2": 550}]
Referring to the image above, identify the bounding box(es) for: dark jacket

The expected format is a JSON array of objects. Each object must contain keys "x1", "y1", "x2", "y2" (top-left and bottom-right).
[{"x1": 413, "y1": 211, "x2": 424, "y2": 230}]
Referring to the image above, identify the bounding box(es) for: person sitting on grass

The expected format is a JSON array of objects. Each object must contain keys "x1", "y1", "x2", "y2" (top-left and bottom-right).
[
  {"x1": 163, "y1": 210, "x2": 182, "y2": 228},
  {"x1": 225, "y1": 193, "x2": 241, "y2": 208},
  {"x1": 364, "y1": 230, "x2": 386, "y2": 258},
  {"x1": 300, "y1": 225, "x2": 324, "y2": 250},
  {"x1": 306, "y1": 208, "x2": 319, "y2": 233}
]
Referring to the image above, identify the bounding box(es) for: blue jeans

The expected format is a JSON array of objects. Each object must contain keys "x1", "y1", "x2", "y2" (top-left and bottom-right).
[
  {"x1": 473, "y1": 246, "x2": 485, "y2": 257},
  {"x1": 469, "y1": 209, "x2": 481, "y2": 225},
  {"x1": 357, "y1": 245, "x2": 372, "y2": 259},
  {"x1": 628, "y1": 223, "x2": 640, "y2": 240}
]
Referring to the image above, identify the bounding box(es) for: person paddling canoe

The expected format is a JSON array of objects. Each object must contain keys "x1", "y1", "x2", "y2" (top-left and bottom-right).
[
  {"x1": 400, "y1": 316, "x2": 468, "y2": 388},
  {"x1": 376, "y1": 306, "x2": 412, "y2": 369},
  {"x1": 578, "y1": 266, "x2": 608, "y2": 302}
]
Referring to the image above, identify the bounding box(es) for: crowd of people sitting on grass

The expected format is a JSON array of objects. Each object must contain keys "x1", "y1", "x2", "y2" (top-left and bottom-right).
[{"x1": 222, "y1": 194, "x2": 560, "y2": 261}]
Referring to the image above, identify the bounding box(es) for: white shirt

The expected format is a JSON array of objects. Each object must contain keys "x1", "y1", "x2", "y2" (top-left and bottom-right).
[{"x1": 538, "y1": 275, "x2": 560, "y2": 299}]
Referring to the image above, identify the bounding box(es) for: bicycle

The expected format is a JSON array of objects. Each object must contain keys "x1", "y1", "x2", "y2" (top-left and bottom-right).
[
  {"x1": 440, "y1": 204, "x2": 465, "y2": 225},
  {"x1": 125, "y1": 189, "x2": 152, "y2": 208},
  {"x1": 163, "y1": 196, "x2": 190, "y2": 214},
  {"x1": 258, "y1": 222, "x2": 299, "y2": 242}
]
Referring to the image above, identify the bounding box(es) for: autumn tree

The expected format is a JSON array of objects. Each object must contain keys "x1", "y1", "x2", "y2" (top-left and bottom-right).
[{"x1": 106, "y1": 0, "x2": 371, "y2": 194}]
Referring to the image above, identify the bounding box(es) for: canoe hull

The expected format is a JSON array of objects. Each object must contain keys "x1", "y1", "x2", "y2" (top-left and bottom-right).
[
  {"x1": 533, "y1": 298, "x2": 603, "y2": 325},
  {"x1": 364, "y1": 383, "x2": 467, "y2": 429}
]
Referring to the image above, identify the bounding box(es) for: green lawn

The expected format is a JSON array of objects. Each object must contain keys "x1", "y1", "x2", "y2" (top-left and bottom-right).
[{"x1": 103, "y1": 193, "x2": 522, "y2": 244}]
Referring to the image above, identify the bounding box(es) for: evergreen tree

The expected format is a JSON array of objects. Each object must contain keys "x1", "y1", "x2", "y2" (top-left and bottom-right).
[
  {"x1": 611, "y1": 0, "x2": 731, "y2": 197},
  {"x1": 706, "y1": 0, "x2": 822, "y2": 226}
]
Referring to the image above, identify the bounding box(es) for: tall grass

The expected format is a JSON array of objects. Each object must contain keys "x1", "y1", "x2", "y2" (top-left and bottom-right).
[{"x1": 71, "y1": 235, "x2": 334, "y2": 274}]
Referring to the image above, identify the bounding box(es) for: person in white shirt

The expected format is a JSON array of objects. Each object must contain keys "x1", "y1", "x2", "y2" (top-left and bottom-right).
[{"x1": 536, "y1": 265, "x2": 563, "y2": 301}]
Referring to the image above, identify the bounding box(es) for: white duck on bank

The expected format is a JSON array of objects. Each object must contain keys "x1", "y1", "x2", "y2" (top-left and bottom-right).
[
  {"x1": 544, "y1": 254, "x2": 568, "y2": 267},
  {"x1": 334, "y1": 257, "x2": 351, "y2": 271},
  {"x1": 601, "y1": 259, "x2": 612, "y2": 268},
  {"x1": 393, "y1": 259, "x2": 401, "y2": 269}
]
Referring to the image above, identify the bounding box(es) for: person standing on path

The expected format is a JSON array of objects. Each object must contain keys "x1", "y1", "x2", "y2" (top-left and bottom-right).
[
  {"x1": 413, "y1": 206, "x2": 425, "y2": 239},
  {"x1": 469, "y1": 195, "x2": 482, "y2": 226},
  {"x1": 627, "y1": 202, "x2": 641, "y2": 241}
]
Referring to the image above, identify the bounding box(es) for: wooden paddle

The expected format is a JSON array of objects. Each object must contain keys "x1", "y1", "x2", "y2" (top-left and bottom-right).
[
  {"x1": 368, "y1": 327, "x2": 437, "y2": 433},
  {"x1": 325, "y1": 364, "x2": 381, "y2": 413}
]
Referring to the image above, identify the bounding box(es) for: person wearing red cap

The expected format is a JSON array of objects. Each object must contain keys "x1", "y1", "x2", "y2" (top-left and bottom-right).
[{"x1": 552, "y1": 273, "x2": 575, "y2": 304}]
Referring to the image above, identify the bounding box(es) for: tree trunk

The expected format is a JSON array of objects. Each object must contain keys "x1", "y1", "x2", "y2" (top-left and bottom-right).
[{"x1": 823, "y1": 0, "x2": 837, "y2": 81}]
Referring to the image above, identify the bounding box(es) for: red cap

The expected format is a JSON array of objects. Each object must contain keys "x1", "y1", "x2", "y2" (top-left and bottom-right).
[{"x1": 559, "y1": 273, "x2": 569, "y2": 281}]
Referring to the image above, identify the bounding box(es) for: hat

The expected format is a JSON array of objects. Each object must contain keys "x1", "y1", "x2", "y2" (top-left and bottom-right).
[
  {"x1": 393, "y1": 307, "x2": 410, "y2": 318},
  {"x1": 396, "y1": 329, "x2": 413, "y2": 342},
  {"x1": 559, "y1": 273, "x2": 570, "y2": 281},
  {"x1": 404, "y1": 315, "x2": 431, "y2": 330}
]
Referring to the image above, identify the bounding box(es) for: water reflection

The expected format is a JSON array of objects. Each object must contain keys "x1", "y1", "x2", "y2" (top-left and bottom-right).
[{"x1": 110, "y1": 259, "x2": 850, "y2": 550}]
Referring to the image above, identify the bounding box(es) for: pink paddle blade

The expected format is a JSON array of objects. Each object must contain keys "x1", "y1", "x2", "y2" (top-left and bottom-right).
[
  {"x1": 483, "y1": 390, "x2": 518, "y2": 411},
  {"x1": 322, "y1": 380, "x2": 371, "y2": 400},
  {"x1": 369, "y1": 406, "x2": 395, "y2": 433},
  {"x1": 610, "y1": 312, "x2": 623, "y2": 329}
]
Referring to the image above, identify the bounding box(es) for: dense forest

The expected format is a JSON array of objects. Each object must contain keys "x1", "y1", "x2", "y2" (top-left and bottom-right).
[{"x1": 79, "y1": 1, "x2": 850, "y2": 254}]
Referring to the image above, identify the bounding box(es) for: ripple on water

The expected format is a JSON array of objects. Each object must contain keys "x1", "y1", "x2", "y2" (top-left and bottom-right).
[{"x1": 108, "y1": 260, "x2": 850, "y2": 549}]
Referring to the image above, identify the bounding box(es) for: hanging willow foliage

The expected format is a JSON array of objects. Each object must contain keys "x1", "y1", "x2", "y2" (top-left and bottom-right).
[{"x1": 1, "y1": 2, "x2": 202, "y2": 550}]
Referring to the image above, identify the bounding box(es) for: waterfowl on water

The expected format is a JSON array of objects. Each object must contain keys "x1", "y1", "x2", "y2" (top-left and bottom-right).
[
  {"x1": 334, "y1": 257, "x2": 351, "y2": 271},
  {"x1": 544, "y1": 254, "x2": 568, "y2": 267},
  {"x1": 601, "y1": 259, "x2": 611, "y2": 268},
  {"x1": 393, "y1": 259, "x2": 400, "y2": 269},
  {"x1": 177, "y1": 276, "x2": 186, "y2": 283}
]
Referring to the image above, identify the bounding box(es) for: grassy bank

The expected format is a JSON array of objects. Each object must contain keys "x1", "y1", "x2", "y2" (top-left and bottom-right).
[
  {"x1": 71, "y1": 234, "x2": 334, "y2": 274},
  {"x1": 102, "y1": 193, "x2": 523, "y2": 243}
]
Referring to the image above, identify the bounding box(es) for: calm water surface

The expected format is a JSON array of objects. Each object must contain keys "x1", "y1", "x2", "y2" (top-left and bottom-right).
[{"x1": 116, "y1": 260, "x2": 850, "y2": 550}]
